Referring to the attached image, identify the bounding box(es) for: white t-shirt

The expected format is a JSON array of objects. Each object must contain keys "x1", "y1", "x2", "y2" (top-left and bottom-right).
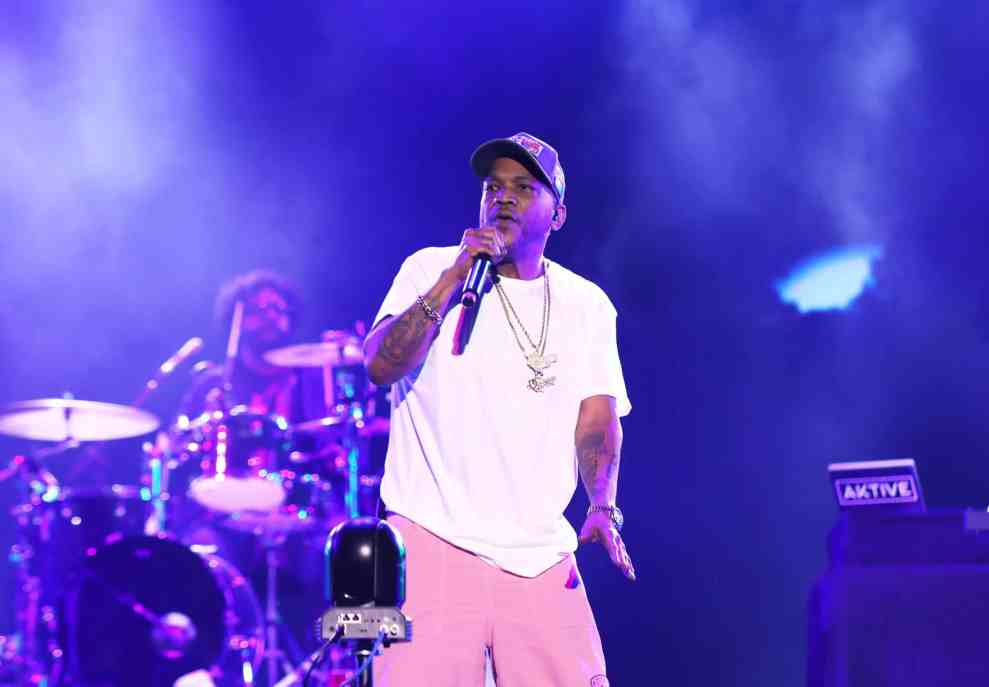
[{"x1": 372, "y1": 246, "x2": 630, "y2": 577}]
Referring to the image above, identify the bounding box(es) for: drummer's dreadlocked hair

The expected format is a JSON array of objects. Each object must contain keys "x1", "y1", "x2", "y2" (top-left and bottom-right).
[{"x1": 213, "y1": 268, "x2": 304, "y2": 336}]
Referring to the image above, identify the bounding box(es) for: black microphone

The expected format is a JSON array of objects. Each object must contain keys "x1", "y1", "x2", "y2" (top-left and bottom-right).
[
  {"x1": 133, "y1": 337, "x2": 204, "y2": 407},
  {"x1": 157, "y1": 337, "x2": 205, "y2": 377},
  {"x1": 461, "y1": 253, "x2": 493, "y2": 308}
]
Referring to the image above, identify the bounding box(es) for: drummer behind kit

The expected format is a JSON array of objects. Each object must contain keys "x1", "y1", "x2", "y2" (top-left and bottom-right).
[{"x1": 0, "y1": 328, "x2": 389, "y2": 686}]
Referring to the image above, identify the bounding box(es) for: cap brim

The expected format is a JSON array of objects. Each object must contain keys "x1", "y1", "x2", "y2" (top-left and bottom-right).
[{"x1": 469, "y1": 139, "x2": 557, "y2": 200}]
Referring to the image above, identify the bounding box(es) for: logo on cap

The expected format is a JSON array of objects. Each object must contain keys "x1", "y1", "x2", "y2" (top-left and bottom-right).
[{"x1": 510, "y1": 134, "x2": 545, "y2": 157}]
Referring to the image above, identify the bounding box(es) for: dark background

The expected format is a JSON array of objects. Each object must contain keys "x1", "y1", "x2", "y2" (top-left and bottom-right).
[{"x1": 2, "y1": 2, "x2": 988, "y2": 684}]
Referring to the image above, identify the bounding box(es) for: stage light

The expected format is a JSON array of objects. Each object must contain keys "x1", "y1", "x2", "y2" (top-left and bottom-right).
[{"x1": 776, "y1": 245, "x2": 882, "y2": 314}]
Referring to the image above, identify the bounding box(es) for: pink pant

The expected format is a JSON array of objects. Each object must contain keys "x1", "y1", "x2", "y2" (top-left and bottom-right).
[{"x1": 374, "y1": 515, "x2": 608, "y2": 687}]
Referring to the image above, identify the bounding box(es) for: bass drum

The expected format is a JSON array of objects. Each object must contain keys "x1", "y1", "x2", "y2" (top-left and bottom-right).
[{"x1": 64, "y1": 536, "x2": 263, "y2": 687}]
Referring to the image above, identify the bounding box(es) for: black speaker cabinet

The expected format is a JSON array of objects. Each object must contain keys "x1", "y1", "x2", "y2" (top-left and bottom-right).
[{"x1": 808, "y1": 511, "x2": 989, "y2": 686}]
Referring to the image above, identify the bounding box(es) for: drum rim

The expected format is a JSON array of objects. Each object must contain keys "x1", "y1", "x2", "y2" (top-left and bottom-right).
[
  {"x1": 10, "y1": 483, "x2": 148, "y2": 516},
  {"x1": 183, "y1": 405, "x2": 290, "y2": 432},
  {"x1": 56, "y1": 483, "x2": 144, "y2": 499}
]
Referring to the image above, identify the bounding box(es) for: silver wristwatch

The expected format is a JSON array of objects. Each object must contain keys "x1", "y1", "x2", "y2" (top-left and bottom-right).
[{"x1": 587, "y1": 504, "x2": 624, "y2": 531}]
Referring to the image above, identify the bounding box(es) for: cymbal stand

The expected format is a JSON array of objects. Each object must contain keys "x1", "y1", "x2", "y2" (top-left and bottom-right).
[
  {"x1": 319, "y1": 339, "x2": 371, "y2": 520},
  {"x1": 3, "y1": 547, "x2": 47, "y2": 686},
  {"x1": 259, "y1": 533, "x2": 306, "y2": 687},
  {"x1": 141, "y1": 441, "x2": 168, "y2": 535},
  {"x1": 222, "y1": 300, "x2": 245, "y2": 411},
  {"x1": 4, "y1": 452, "x2": 66, "y2": 686},
  {"x1": 342, "y1": 406, "x2": 362, "y2": 520}
]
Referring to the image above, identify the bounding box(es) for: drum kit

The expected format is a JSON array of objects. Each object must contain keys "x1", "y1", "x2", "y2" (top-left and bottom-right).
[{"x1": 0, "y1": 332, "x2": 388, "y2": 687}]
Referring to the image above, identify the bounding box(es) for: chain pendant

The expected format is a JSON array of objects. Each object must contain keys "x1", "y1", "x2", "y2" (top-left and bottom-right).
[
  {"x1": 525, "y1": 351, "x2": 558, "y2": 372},
  {"x1": 493, "y1": 263, "x2": 558, "y2": 393},
  {"x1": 527, "y1": 369, "x2": 556, "y2": 393}
]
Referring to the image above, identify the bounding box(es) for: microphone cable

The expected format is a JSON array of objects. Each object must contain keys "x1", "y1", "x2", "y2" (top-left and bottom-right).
[{"x1": 302, "y1": 627, "x2": 343, "y2": 687}]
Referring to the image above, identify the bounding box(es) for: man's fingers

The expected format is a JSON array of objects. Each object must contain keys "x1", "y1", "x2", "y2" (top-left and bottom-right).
[
  {"x1": 603, "y1": 530, "x2": 636, "y2": 581},
  {"x1": 463, "y1": 229, "x2": 506, "y2": 256},
  {"x1": 463, "y1": 237, "x2": 504, "y2": 259},
  {"x1": 578, "y1": 526, "x2": 599, "y2": 545},
  {"x1": 614, "y1": 534, "x2": 636, "y2": 581},
  {"x1": 580, "y1": 519, "x2": 636, "y2": 582},
  {"x1": 605, "y1": 530, "x2": 623, "y2": 567},
  {"x1": 491, "y1": 231, "x2": 506, "y2": 256}
]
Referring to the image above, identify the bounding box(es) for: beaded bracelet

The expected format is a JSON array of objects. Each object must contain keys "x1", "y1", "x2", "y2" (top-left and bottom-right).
[{"x1": 416, "y1": 295, "x2": 443, "y2": 324}]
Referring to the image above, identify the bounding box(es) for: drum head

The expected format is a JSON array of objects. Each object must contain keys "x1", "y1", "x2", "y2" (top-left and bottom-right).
[
  {"x1": 69, "y1": 536, "x2": 261, "y2": 686},
  {"x1": 189, "y1": 475, "x2": 285, "y2": 513}
]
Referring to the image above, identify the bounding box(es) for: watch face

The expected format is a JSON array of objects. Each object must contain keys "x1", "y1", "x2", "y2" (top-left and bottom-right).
[{"x1": 612, "y1": 507, "x2": 624, "y2": 530}]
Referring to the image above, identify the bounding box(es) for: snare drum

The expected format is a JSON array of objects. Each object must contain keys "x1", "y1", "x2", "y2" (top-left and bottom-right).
[
  {"x1": 225, "y1": 466, "x2": 342, "y2": 535},
  {"x1": 181, "y1": 406, "x2": 292, "y2": 514},
  {"x1": 66, "y1": 536, "x2": 262, "y2": 686}
]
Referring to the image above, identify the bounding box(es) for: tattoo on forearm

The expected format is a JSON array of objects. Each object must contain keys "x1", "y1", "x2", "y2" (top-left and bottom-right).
[
  {"x1": 577, "y1": 430, "x2": 618, "y2": 495},
  {"x1": 379, "y1": 301, "x2": 437, "y2": 366}
]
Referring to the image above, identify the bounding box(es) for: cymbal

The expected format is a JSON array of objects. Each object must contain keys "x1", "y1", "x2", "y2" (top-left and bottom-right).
[
  {"x1": 263, "y1": 336, "x2": 364, "y2": 368},
  {"x1": 292, "y1": 415, "x2": 389, "y2": 441},
  {"x1": 0, "y1": 399, "x2": 160, "y2": 442}
]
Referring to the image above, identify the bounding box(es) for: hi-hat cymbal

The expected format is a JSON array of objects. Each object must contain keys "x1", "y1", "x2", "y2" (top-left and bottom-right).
[
  {"x1": 263, "y1": 336, "x2": 364, "y2": 368},
  {"x1": 0, "y1": 399, "x2": 160, "y2": 442}
]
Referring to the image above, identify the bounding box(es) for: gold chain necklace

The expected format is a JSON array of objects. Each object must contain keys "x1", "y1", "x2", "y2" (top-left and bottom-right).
[{"x1": 493, "y1": 263, "x2": 558, "y2": 392}]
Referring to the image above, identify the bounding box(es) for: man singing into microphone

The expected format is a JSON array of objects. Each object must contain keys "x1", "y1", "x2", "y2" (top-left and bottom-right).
[{"x1": 364, "y1": 132, "x2": 632, "y2": 686}]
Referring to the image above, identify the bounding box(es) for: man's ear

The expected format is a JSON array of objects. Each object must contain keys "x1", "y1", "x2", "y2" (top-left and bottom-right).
[{"x1": 551, "y1": 204, "x2": 567, "y2": 232}]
